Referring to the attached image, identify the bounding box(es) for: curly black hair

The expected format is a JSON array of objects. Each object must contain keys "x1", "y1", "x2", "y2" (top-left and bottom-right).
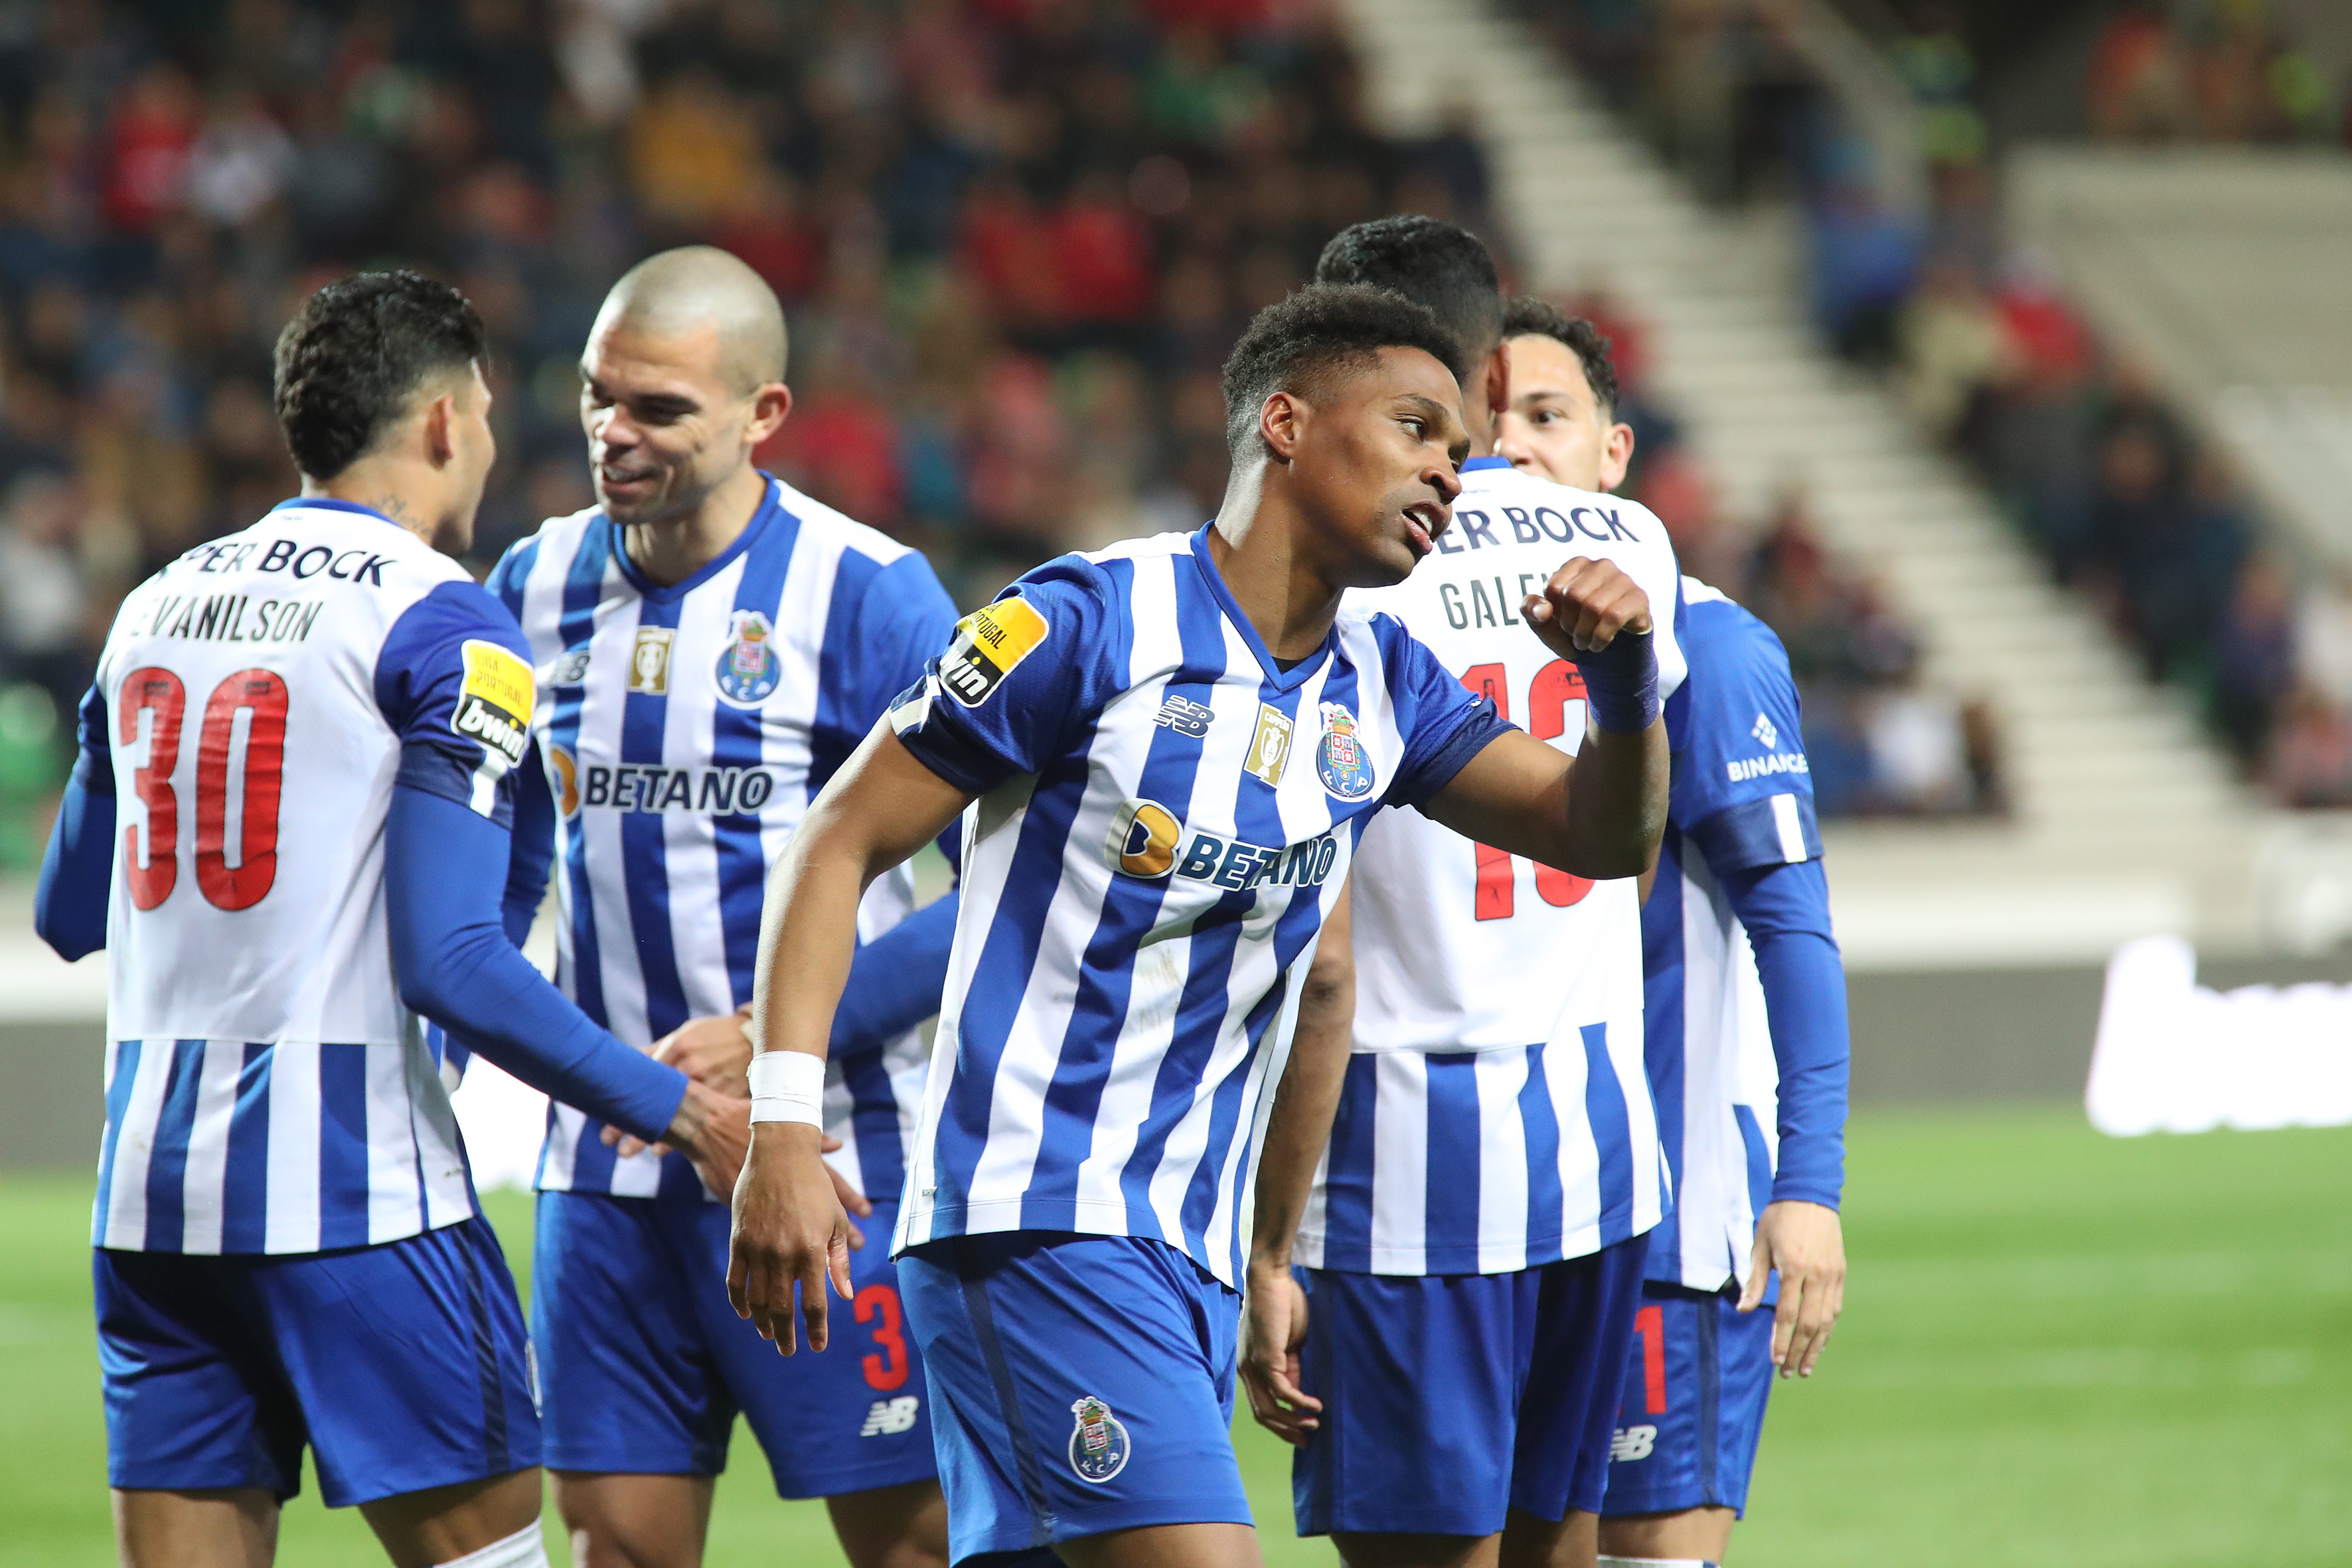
[
  {"x1": 1313, "y1": 215, "x2": 1504, "y2": 368},
  {"x1": 1499, "y1": 295, "x2": 1620, "y2": 416},
  {"x1": 1219, "y1": 282, "x2": 1466, "y2": 461},
  {"x1": 272, "y1": 270, "x2": 488, "y2": 481}
]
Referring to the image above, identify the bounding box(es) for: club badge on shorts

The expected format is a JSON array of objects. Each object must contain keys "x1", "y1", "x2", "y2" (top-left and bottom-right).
[
  {"x1": 714, "y1": 609, "x2": 783, "y2": 707},
  {"x1": 1316, "y1": 702, "x2": 1375, "y2": 800},
  {"x1": 1068, "y1": 1395, "x2": 1131, "y2": 1483}
]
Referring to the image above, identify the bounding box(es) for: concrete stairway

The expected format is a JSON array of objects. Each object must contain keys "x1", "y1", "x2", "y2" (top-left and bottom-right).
[{"x1": 1334, "y1": 0, "x2": 2290, "y2": 965}]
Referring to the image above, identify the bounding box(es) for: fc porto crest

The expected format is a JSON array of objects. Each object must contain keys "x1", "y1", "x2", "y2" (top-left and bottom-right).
[
  {"x1": 1316, "y1": 702, "x2": 1375, "y2": 801},
  {"x1": 1067, "y1": 1395, "x2": 1131, "y2": 1484},
  {"x1": 714, "y1": 610, "x2": 783, "y2": 708}
]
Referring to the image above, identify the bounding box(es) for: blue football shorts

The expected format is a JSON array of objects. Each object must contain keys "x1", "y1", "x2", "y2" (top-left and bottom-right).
[
  {"x1": 1599, "y1": 1281, "x2": 1776, "y2": 1518},
  {"x1": 1293, "y1": 1232, "x2": 1648, "y2": 1537},
  {"x1": 531, "y1": 1188, "x2": 935, "y2": 1499},
  {"x1": 95, "y1": 1215, "x2": 539, "y2": 1508},
  {"x1": 896, "y1": 1230, "x2": 1253, "y2": 1565}
]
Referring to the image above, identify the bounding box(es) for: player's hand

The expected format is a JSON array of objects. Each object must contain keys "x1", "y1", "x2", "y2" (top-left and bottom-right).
[
  {"x1": 1239, "y1": 1260, "x2": 1322, "y2": 1446},
  {"x1": 1739, "y1": 1199, "x2": 1845, "y2": 1378},
  {"x1": 727, "y1": 1122, "x2": 856, "y2": 1356},
  {"x1": 1523, "y1": 557, "x2": 1652, "y2": 658},
  {"x1": 654, "y1": 1007, "x2": 756, "y2": 1089},
  {"x1": 659, "y1": 1079, "x2": 753, "y2": 1198}
]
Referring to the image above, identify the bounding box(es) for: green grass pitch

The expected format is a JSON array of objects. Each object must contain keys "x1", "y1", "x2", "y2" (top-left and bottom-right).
[{"x1": 3, "y1": 1105, "x2": 2348, "y2": 1567}]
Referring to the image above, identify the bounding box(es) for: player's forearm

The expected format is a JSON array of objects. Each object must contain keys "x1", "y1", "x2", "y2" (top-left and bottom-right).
[
  {"x1": 1251, "y1": 886, "x2": 1356, "y2": 1273},
  {"x1": 831, "y1": 891, "x2": 959, "y2": 1058},
  {"x1": 35, "y1": 763, "x2": 114, "y2": 961},
  {"x1": 1561, "y1": 715, "x2": 1668, "y2": 879},
  {"x1": 1723, "y1": 858, "x2": 1849, "y2": 1209},
  {"x1": 386, "y1": 783, "x2": 690, "y2": 1142},
  {"x1": 750, "y1": 726, "x2": 970, "y2": 1065}
]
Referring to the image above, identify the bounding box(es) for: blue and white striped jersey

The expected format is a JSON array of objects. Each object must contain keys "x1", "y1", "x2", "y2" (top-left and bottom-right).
[
  {"x1": 487, "y1": 476, "x2": 959, "y2": 1204},
  {"x1": 88, "y1": 499, "x2": 538, "y2": 1253},
  {"x1": 1295, "y1": 459, "x2": 1684, "y2": 1275},
  {"x1": 885, "y1": 527, "x2": 1512, "y2": 1287},
  {"x1": 1642, "y1": 580, "x2": 1830, "y2": 1292}
]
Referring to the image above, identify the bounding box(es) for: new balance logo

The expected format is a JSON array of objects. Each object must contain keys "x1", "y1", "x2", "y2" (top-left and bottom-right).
[
  {"x1": 860, "y1": 1397, "x2": 921, "y2": 1436},
  {"x1": 1751, "y1": 712, "x2": 1778, "y2": 749},
  {"x1": 1155, "y1": 694, "x2": 1215, "y2": 737},
  {"x1": 1609, "y1": 1425, "x2": 1657, "y2": 1462}
]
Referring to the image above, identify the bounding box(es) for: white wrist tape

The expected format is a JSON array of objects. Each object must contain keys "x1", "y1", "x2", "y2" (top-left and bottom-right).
[{"x1": 747, "y1": 1051, "x2": 826, "y2": 1127}]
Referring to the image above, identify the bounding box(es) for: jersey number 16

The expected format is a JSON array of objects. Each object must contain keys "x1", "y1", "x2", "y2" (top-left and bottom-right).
[
  {"x1": 1459, "y1": 661, "x2": 1593, "y2": 921},
  {"x1": 118, "y1": 665, "x2": 289, "y2": 913}
]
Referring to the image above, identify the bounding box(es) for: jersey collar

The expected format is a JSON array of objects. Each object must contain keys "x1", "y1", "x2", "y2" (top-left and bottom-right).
[
  {"x1": 1188, "y1": 523, "x2": 1334, "y2": 692},
  {"x1": 607, "y1": 475, "x2": 781, "y2": 605},
  {"x1": 1460, "y1": 455, "x2": 1511, "y2": 472}
]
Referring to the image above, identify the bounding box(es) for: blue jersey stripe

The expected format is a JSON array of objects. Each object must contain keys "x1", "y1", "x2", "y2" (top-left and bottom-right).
[
  {"x1": 491, "y1": 535, "x2": 540, "y2": 619},
  {"x1": 842, "y1": 1048, "x2": 907, "y2": 1204},
  {"x1": 1422, "y1": 1052, "x2": 1482, "y2": 1255},
  {"x1": 1517, "y1": 1041, "x2": 1565, "y2": 1259},
  {"x1": 712, "y1": 498, "x2": 799, "y2": 1007},
  {"x1": 140, "y1": 1041, "x2": 204, "y2": 1252},
  {"x1": 92, "y1": 1038, "x2": 141, "y2": 1240},
  {"x1": 1735, "y1": 1103, "x2": 1773, "y2": 1223},
  {"x1": 1639, "y1": 825, "x2": 1688, "y2": 1283},
  {"x1": 1580, "y1": 1020, "x2": 1635, "y2": 1241},
  {"x1": 317, "y1": 1046, "x2": 372, "y2": 1250},
  {"x1": 220, "y1": 1043, "x2": 272, "y2": 1253},
  {"x1": 552, "y1": 522, "x2": 613, "y2": 1030},
  {"x1": 809, "y1": 545, "x2": 883, "y2": 797},
  {"x1": 1316, "y1": 1053, "x2": 1379, "y2": 1271},
  {"x1": 618, "y1": 592, "x2": 690, "y2": 1043}
]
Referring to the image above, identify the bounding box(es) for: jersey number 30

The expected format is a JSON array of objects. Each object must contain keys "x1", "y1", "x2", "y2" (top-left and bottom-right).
[
  {"x1": 1459, "y1": 661, "x2": 1593, "y2": 920},
  {"x1": 118, "y1": 666, "x2": 289, "y2": 913}
]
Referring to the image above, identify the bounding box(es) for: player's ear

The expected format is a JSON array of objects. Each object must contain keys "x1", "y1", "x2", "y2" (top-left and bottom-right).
[
  {"x1": 745, "y1": 382, "x2": 792, "y2": 450},
  {"x1": 1599, "y1": 420, "x2": 1635, "y2": 493},
  {"x1": 422, "y1": 392, "x2": 458, "y2": 467},
  {"x1": 1258, "y1": 390, "x2": 1303, "y2": 465},
  {"x1": 1484, "y1": 341, "x2": 1510, "y2": 424}
]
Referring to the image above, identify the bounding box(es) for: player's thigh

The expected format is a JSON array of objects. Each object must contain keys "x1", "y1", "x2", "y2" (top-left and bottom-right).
[
  {"x1": 1293, "y1": 1267, "x2": 1537, "y2": 1541},
  {"x1": 895, "y1": 1231, "x2": 1253, "y2": 1563},
  {"x1": 112, "y1": 1486, "x2": 278, "y2": 1568},
  {"x1": 1592, "y1": 1506, "x2": 1735, "y2": 1563},
  {"x1": 1054, "y1": 1522, "x2": 1263, "y2": 1568},
  {"x1": 531, "y1": 1190, "x2": 736, "y2": 1480},
  {"x1": 1330, "y1": 1531, "x2": 1500, "y2": 1568},
  {"x1": 358, "y1": 1467, "x2": 544, "y2": 1567},
  {"x1": 550, "y1": 1472, "x2": 714, "y2": 1568},
  {"x1": 254, "y1": 1217, "x2": 542, "y2": 1510},
  {"x1": 1495, "y1": 1508, "x2": 1597, "y2": 1568},
  {"x1": 94, "y1": 1248, "x2": 306, "y2": 1503},
  {"x1": 1507, "y1": 1236, "x2": 1648, "y2": 1525},
  {"x1": 687, "y1": 1196, "x2": 940, "y2": 1502},
  {"x1": 1594, "y1": 1283, "x2": 1775, "y2": 1527},
  {"x1": 826, "y1": 1478, "x2": 951, "y2": 1568}
]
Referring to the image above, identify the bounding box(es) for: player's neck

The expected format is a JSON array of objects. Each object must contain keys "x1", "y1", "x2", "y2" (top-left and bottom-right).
[
  {"x1": 302, "y1": 462, "x2": 447, "y2": 547},
  {"x1": 1464, "y1": 343, "x2": 1501, "y2": 459},
  {"x1": 622, "y1": 463, "x2": 768, "y2": 588},
  {"x1": 1207, "y1": 471, "x2": 1346, "y2": 665}
]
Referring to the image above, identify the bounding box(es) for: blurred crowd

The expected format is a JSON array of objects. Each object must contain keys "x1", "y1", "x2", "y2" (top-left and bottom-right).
[
  {"x1": 0, "y1": 0, "x2": 1519, "y2": 866},
  {"x1": 1531, "y1": 0, "x2": 2352, "y2": 808}
]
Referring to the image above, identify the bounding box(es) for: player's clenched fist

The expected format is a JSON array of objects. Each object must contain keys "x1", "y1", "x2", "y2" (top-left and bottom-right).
[
  {"x1": 1523, "y1": 556, "x2": 1652, "y2": 659},
  {"x1": 728, "y1": 1123, "x2": 858, "y2": 1356}
]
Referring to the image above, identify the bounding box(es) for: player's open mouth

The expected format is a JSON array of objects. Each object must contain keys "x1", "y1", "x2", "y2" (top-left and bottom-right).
[
  {"x1": 1402, "y1": 502, "x2": 1443, "y2": 558},
  {"x1": 598, "y1": 465, "x2": 658, "y2": 493}
]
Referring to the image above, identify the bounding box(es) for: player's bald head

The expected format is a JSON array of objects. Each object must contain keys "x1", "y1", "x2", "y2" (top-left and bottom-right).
[{"x1": 593, "y1": 246, "x2": 787, "y2": 394}]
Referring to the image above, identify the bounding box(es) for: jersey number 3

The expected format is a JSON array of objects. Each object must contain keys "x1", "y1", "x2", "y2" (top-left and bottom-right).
[
  {"x1": 119, "y1": 666, "x2": 289, "y2": 913},
  {"x1": 1460, "y1": 661, "x2": 1593, "y2": 921}
]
